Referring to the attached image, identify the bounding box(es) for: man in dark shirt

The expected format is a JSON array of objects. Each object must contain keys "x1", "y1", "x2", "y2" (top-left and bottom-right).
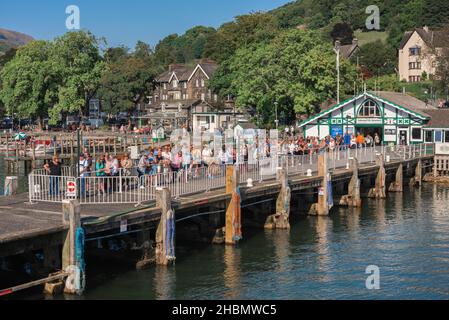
[{"x1": 44, "y1": 156, "x2": 62, "y2": 196}]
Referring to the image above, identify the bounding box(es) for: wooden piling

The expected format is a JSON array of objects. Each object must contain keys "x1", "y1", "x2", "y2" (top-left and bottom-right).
[
  {"x1": 410, "y1": 159, "x2": 422, "y2": 187},
  {"x1": 225, "y1": 165, "x2": 242, "y2": 244},
  {"x1": 389, "y1": 163, "x2": 404, "y2": 192},
  {"x1": 339, "y1": 157, "x2": 362, "y2": 207},
  {"x1": 264, "y1": 167, "x2": 291, "y2": 229},
  {"x1": 155, "y1": 188, "x2": 176, "y2": 266},
  {"x1": 368, "y1": 154, "x2": 387, "y2": 199},
  {"x1": 61, "y1": 200, "x2": 84, "y2": 295},
  {"x1": 309, "y1": 153, "x2": 331, "y2": 215}
]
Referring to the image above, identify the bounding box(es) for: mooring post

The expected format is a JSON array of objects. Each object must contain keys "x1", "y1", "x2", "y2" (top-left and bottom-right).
[
  {"x1": 368, "y1": 154, "x2": 387, "y2": 199},
  {"x1": 410, "y1": 159, "x2": 422, "y2": 187},
  {"x1": 4, "y1": 176, "x2": 18, "y2": 196},
  {"x1": 389, "y1": 163, "x2": 403, "y2": 192},
  {"x1": 339, "y1": 157, "x2": 362, "y2": 207},
  {"x1": 264, "y1": 167, "x2": 291, "y2": 229},
  {"x1": 225, "y1": 165, "x2": 242, "y2": 245},
  {"x1": 61, "y1": 200, "x2": 85, "y2": 295},
  {"x1": 309, "y1": 153, "x2": 331, "y2": 215},
  {"x1": 155, "y1": 187, "x2": 176, "y2": 266}
]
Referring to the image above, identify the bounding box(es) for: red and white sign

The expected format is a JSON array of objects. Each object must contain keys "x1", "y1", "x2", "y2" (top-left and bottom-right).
[{"x1": 67, "y1": 181, "x2": 77, "y2": 197}]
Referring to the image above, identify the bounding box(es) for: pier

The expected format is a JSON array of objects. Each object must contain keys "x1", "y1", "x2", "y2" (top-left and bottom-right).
[{"x1": 0, "y1": 143, "x2": 435, "y2": 296}]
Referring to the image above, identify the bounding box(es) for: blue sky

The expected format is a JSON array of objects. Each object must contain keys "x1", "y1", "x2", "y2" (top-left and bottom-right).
[{"x1": 0, "y1": 0, "x2": 292, "y2": 48}]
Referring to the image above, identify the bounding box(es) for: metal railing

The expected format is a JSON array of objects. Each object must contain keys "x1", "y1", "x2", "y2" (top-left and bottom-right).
[{"x1": 27, "y1": 143, "x2": 435, "y2": 205}]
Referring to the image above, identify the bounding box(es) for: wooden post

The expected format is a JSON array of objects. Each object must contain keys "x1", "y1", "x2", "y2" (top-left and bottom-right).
[
  {"x1": 410, "y1": 159, "x2": 422, "y2": 187},
  {"x1": 61, "y1": 200, "x2": 84, "y2": 295},
  {"x1": 265, "y1": 168, "x2": 291, "y2": 229},
  {"x1": 53, "y1": 135, "x2": 57, "y2": 157},
  {"x1": 32, "y1": 141, "x2": 36, "y2": 169},
  {"x1": 225, "y1": 165, "x2": 242, "y2": 244},
  {"x1": 309, "y1": 153, "x2": 331, "y2": 215},
  {"x1": 339, "y1": 157, "x2": 362, "y2": 207},
  {"x1": 155, "y1": 188, "x2": 176, "y2": 266},
  {"x1": 389, "y1": 163, "x2": 403, "y2": 192},
  {"x1": 368, "y1": 154, "x2": 387, "y2": 199},
  {"x1": 4, "y1": 176, "x2": 18, "y2": 196}
]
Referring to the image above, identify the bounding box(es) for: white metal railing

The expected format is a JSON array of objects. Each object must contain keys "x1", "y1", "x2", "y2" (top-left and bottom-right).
[{"x1": 27, "y1": 143, "x2": 435, "y2": 205}]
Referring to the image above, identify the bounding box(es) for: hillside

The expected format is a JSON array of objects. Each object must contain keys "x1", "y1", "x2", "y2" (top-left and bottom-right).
[{"x1": 0, "y1": 28, "x2": 34, "y2": 54}]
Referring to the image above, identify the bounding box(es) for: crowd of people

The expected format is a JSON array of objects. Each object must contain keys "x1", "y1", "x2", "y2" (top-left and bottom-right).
[{"x1": 42, "y1": 130, "x2": 382, "y2": 197}]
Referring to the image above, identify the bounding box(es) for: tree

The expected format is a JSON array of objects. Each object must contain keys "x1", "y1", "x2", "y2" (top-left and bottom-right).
[
  {"x1": 356, "y1": 40, "x2": 397, "y2": 77},
  {"x1": 0, "y1": 41, "x2": 55, "y2": 126},
  {"x1": 210, "y1": 29, "x2": 357, "y2": 125},
  {"x1": 98, "y1": 42, "x2": 156, "y2": 116},
  {"x1": 330, "y1": 22, "x2": 354, "y2": 45},
  {"x1": 433, "y1": 25, "x2": 449, "y2": 98},
  {"x1": 48, "y1": 31, "x2": 104, "y2": 123}
]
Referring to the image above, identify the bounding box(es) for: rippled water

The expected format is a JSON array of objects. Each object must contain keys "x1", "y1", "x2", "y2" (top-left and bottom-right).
[{"x1": 80, "y1": 184, "x2": 449, "y2": 300}]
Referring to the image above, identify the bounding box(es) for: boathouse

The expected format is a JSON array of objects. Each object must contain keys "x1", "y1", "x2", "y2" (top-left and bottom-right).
[{"x1": 298, "y1": 91, "x2": 449, "y2": 145}]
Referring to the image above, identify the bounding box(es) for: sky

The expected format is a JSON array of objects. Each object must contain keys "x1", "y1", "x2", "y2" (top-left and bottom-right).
[{"x1": 0, "y1": 0, "x2": 292, "y2": 48}]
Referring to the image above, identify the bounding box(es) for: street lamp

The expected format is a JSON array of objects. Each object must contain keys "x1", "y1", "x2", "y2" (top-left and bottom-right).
[
  {"x1": 334, "y1": 40, "x2": 341, "y2": 104},
  {"x1": 274, "y1": 102, "x2": 279, "y2": 130}
]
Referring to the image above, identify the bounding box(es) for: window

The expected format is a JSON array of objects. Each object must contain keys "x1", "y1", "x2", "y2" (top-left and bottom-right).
[
  {"x1": 184, "y1": 82, "x2": 187, "y2": 89},
  {"x1": 409, "y1": 76, "x2": 421, "y2": 82},
  {"x1": 435, "y1": 130, "x2": 442, "y2": 142},
  {"x1": 201, "y1": 93, "x2": 206, "y2": 101},
  {"x1": 358, "y1": 100, "x2": 381, "y2": 117},
  {"x1": 172, "y1": 80, "x2": 178, "y2": 88},
  {"x1": 445, "y1": 131, "x2": 449, "y2": 143},
  {"x1": 409, "y1": 62, "x2": 421, "y2": 70},
  {"x1": 214, "y1": 94, "x2": 218, "y2": 102},
  {"x1": 409, "y1": 47, "x2": 421, "y2": 56},
  {"x1": 196, "y1": 79, "x2": 199, "y2": 87},
  {"x1": 201, "y1": 79, "x2": 205, "y2": 87},
  {"x1": 424, "y1": 130, "x2": 433, "y2": 143},
  {"x1": 411, "y1": 127, "x2": 422, "y2": 140},
  {"x1": 163, "y1": 83, "x2": 167, "y2": 90},
  {"x1": 174, "y1": 92, "x2": 181, "y2": 100}
]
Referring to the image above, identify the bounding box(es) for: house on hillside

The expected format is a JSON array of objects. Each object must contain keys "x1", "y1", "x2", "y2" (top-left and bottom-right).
[
  {"x1": 297, "y1": 90, "x2": 449, "y2": 145},
  {"x1": 144, "y1": 59, "x2": 243, "y2": 133},
  {"x1": 398, "y1": 26, "x2": 446, "y2": 82},
  {"x1": 340, "y1": 38, "x2": 360, "y2": 60}
]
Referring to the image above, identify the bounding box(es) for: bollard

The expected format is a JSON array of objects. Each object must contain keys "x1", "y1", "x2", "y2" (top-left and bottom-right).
[
  {"x1": 155, "y1": 187, "x2": 176, "y2": 265},
  {"x1": 265, "y1": 168, "x2": 291, "y2": 230}
]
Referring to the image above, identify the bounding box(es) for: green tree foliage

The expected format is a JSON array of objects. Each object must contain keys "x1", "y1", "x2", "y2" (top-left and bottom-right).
[
  {"x1": 356, "y1": 40, "x2": 397, "y2": 76},
  {"x1": 210, "y1": 29, "x2": 357, "y2": 125},
  {"x1": 98, "y1": 42, "x2": 156, "y2": 115},
  {"x1": 330, "y1": 23, "x2": 354, "y2": 45},
  {"x1": 421, "y1": 0, "x2": 449, "y2": 28},
  {"x1": 203, "y1": 12, "x2": 279, "y2": 63},
  {"x1": 365, "y1": 74, "x2": 400, "y2": 92},
  {"x1": 0, "y1": 41, "x2": 54, "y2": 123}
]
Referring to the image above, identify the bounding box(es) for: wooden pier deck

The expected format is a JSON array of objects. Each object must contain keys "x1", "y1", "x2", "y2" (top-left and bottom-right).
[{"x1": 0, "y1": 155, "x2": 433, "y2": 258}]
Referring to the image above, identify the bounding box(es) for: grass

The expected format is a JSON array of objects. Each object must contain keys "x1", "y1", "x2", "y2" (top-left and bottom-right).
[{"x1": 354, "y1": 30, "x2": 388, "y2": 46}]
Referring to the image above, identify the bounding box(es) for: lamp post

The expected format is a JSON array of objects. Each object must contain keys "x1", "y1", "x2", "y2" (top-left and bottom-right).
[
  {"x1": 274, "y1": 102, "x2": 279, "y2": 130},
  {"x1": 334, "y1": 40, "x2": 341, "y2": 104}
]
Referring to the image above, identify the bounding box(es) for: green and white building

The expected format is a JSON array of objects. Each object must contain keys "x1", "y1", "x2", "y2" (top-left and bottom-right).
[{"x1": 298, "y1": 91, "x2": 449, "y2": 145}]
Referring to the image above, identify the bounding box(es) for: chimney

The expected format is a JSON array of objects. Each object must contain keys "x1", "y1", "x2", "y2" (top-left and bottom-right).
[
  {"x1": 423, "y1": 25, "x2": 429, "y2": 33},
  {"x1": 352, "y1": 38, "x2": 358, "y2": 47}
]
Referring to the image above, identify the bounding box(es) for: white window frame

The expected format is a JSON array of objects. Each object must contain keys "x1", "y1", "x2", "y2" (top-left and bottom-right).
[{"x1": 410, "y1": 126, "x2": 423, "y2": 141}]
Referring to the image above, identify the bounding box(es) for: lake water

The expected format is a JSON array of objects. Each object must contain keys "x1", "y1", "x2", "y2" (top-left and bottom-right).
[{"x1": 81, "y1": 184, "x2": 449, "y2": 300}]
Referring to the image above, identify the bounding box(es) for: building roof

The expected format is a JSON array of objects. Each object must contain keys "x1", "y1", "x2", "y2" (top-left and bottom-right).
[
  {"x1": 373, "y1": 91, "x2": 437, "y2": 115},
  {"x1": 420, "y1": 109, "x2": 449, "y2": 128},
  {"x1": 340, "y1": 43, "x2": 358, "y2": 58},
  {"x1": 399, "y1": 27, "x2": 447, "y2": 49},
  {"x1": 298, "y1": 91, "x2": 431, "y2": 128},
  {"x1": 156, "y1": 60, "x2": 218, "y2": 83}
]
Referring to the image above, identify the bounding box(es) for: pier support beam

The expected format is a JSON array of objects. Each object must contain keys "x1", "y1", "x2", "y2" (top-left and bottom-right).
[
  {"x1": 339, "y1": 158, "x2": 362, "y2": 207},
  {"x1": 155, "y1": 187, "x2": 176, "y2": 266},
  {"x1": 3, "y1": 176, "x2": 18, "y2": 196},
  {"x1": 410, "y1": 160, "x2": 422, "y2": 187},
  {"x1": 225, "y1": 165, "x2": 242, "y2": 245},
  {"x1": 389, "y1": 164, "x2": 403, "y2": 192},
  {"x1": 61, "y1": 200, "x2": 85, "y2": 295},
  {"x1": 368, "y1": 154, "x2": 386, "y2": 199},
  {"x1": 309, "y1": 153, "x2": 332, "y2": 216},
  {"x1": 265, "y1": 168, "x2": 291, "y2": 229}
]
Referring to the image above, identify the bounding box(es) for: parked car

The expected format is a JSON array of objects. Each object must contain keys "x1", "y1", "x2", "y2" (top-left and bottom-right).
[{"x1": 0, "y1": 118, "x2": 13, "y2": 130}]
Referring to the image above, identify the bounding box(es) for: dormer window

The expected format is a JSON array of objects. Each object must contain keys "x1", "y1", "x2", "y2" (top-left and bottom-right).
[
  {"x1": 163, "y1": 83, "x2": 167, "y2": 90},
  {"x1": 173, "y1": 79, "x2": 178, "y2": 88},
  {"x1": 201, "y1": 79, "x2": 205, "y2": 87},
  {"x1": 409, "y1": 46, "x2": 421, "y2": 56},
  {"x1": 358, "y1": 100, "x2": 381, "y2": 117}
]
